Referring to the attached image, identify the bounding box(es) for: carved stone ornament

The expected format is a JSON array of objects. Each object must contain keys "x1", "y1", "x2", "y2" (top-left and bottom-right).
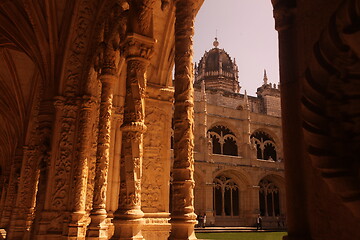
[{"x1": 121, "y1": 33, "x2": 155, "y2": 61}]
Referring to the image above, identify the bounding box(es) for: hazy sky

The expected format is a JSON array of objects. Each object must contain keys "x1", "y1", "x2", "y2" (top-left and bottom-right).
[{"x1": 193, "y1": 0, "x2": 279, "y2": 95}]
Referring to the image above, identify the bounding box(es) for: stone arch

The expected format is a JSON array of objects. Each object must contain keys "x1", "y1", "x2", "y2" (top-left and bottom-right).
[
  {"x1": 257, "y1": 174, "x2": 286, "y2": 219},
  {"x1": 212, "y1": 168, "x2": 251, "y2": 190},
  {"x1": 211, "y1": 169, "x2": 252, "y2": 219},
  {"x1": 208, "y1": 121, "x2": 241, "y2": 138},
  {"x1": 251, "y1": 128, "x2": 281, "y2": 161},
  {"x1": 207, "y1": 123, "x2": 239, "y2": 156}
]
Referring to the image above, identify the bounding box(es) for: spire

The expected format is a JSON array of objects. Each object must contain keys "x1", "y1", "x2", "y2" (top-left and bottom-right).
[
  {"x1": 244, "y1": 90, "x2": 250, "y2": 110},
  {"x1": 213, "y1": 37, "x2": 219, "y2": 48},
  {"x1": 201, "y1": 80, "x2": 207, "y2": 101},
  {"x1": 263, "y1": 69, "x2": 268, "y2": 85}
]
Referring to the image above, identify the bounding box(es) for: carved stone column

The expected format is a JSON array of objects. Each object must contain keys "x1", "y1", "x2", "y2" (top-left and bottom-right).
[
  {"x1": 272, "y1": 1, "x2": 311, "y2": 240},
  {"x1": 168, "y1": 0, "x2": 197, "y2": 239},
  {"x1": 111, "y1": 33, "x2": 154, "y2": 240},
  {"x1": 86, "y1": 47, "x2": 117, "y2": 239},
  {"x1": 0, "y1": 174, "x2": 8, "y2": 217},
  {"x1": 0, "y1": 151, "x2": 22, "y2": 230},
  {"x1": 35, "y1": 96, "x2": 79, "y2": 239},
  {"x1": 7, "y1": 146, "x2": 40, "y2": 239},
  {"x1": 67, "y1": 95, "x2": 97, "y2": 239}
]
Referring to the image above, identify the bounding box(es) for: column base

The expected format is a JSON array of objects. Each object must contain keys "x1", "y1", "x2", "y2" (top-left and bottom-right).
[
  {"x1": 111, "y1": 218, "x2": 145, "y2": 240},
  {"x1": 67, "y1": 223, "x2": 86, "y2": 240},
  {"x1": 66, "y1": 211, "x2": 87, "y2": 239},
  {"x1": 7, "y1": 208, "x2": 33, "y2": 240},
  {"x1": 86, "y1": 211, "x2": 109, "y2": 240},
  {"x1": 168, "y1": 220, "x2": 197, "y2": 240},
  {"x1": 142, "y1": 213, "x2": 171, "y2": 240}
]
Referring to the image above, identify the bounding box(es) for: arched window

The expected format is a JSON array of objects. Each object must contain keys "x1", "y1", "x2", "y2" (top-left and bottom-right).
[
  {"x1": 259, "y1": 179, "x2": 280, "y2": 217},
  {"x1": 213, "y1": 175, "x2": 239, "y2": 216},
  {"x1": 251, "y1": 131, "x2": 277, "y2": 160},
  {"x1": 208, "y1": 126, "x2": 238, "y2": 156}
]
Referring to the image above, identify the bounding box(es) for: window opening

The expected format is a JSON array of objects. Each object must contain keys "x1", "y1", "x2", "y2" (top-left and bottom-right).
[
  {"x1": 251, "y1": 131, "x2": 277, "y2": 160},
  {"x1": 208, "y1": 126, "x2": 238, "y2": 156},
  {"x1": 259, "y1": 179, "x2": 280, "y2": 217},
  {"x1": 213, "y1": 175, "x2": 239, "y2": 216}
]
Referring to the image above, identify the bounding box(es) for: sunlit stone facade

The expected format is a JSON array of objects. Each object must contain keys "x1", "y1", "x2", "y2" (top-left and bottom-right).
[{"x1": 192, "y1": 42, "x2": 285, "y2": 227}]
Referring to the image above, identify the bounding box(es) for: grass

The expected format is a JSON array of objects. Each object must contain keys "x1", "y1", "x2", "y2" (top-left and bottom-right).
[{"x1": 196, "y1": 232, "x2": 287, "y2": 240}]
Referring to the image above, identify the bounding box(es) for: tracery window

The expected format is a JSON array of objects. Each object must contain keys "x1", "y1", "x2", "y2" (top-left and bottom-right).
[
  {"x1": 259, "y1": 179, "x2": 280, "y2": 217},
  {"x1": 208, "y1": 126, "x2": 238, "y2": 156},
  {"x1": 250, "y1": 131, "x2": 277, "y2": 160},
  {"x1": 213, "y1": 175, "x2": 239, "y2": 216}
]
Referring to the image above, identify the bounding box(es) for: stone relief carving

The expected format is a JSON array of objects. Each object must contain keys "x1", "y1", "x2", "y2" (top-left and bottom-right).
[{"x1": 142, "y1": 106, "x2": 167, "y2": 211}]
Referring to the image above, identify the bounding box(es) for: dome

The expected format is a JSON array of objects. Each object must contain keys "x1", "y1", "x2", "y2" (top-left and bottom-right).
[
  {"x1": 195, "y1": 38, "x2": 240, "y2": 93},
  {"x1": 204, "y1": 48, "x2": 234, "y2": 73}
]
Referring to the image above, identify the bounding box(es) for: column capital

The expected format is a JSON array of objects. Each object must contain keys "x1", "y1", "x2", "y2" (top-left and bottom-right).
[{"x1": 121, "y1": 33, "x2": 155, "y2": 61}]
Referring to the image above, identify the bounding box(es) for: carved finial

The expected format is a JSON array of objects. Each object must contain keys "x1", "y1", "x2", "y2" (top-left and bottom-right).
[
  {"x1": 213, "y1": 37, "x2": 219, "y2": 48},
  {"x1": 244, "y1": 90, "x2": 250, "y2": 110},
  {"x1": 201, "y1": 80, "x2": 207, "y2": 101},
  {"x1": 263, "y1": 69, "x2": 268, "y2": 85}
]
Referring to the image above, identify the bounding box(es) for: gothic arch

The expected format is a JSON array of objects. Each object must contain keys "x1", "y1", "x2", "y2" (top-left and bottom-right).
[
  {"x1": 212, "y1": 169, "x2": 251, "y2": 190},
  {"x1": 207, "y1": 124, "x2": 239, "y2": 156},
  {"x1": 258, "y1": 175, "x2": 285, "y2": 217},
  {"x1": 208, "y1": 121, "x2": 240, "y2": 138},
  {"x1": 250, "y1": 129, "x2": 279, "y2": 161},
  {"x1": 256, "y1": 173, "x2": 285, "y2": 188}
]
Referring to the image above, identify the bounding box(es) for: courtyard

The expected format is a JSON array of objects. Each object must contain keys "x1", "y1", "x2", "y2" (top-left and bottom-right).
[{"x1": 196, "y1": 231, "x2": 287, "y2": 240}]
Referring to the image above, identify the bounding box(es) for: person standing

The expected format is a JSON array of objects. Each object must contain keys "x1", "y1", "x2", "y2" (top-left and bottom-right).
[
  {"x1": 203, "y1": 213, "x2": 207, "y2": 228},
  {"x1": 198, "y1": 214, "x2": 204, "y2": 228},
  {"x1": 256, "y1": 214, "x2": 262, "y2": 230}
]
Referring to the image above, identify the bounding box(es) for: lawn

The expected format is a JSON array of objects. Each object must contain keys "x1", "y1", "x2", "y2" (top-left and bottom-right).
[{"x1": 196, "y1": 232, "x2": 287, "y2": 240}]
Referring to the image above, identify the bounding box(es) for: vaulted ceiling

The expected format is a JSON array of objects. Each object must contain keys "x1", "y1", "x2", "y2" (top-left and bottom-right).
[{"x1": 0, "y1": 0, "x2": 80, "y2": 173}]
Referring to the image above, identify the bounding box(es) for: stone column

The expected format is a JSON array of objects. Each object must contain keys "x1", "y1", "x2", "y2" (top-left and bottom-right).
[
  {"x1": 111, "y1": 33, "x2": 154, "y2": 240},
  {"x1": 0, "y1": 175, "x2": 8, "y2": 216},
  {"x1": 67, "y1": 95, "x2": 97, "y2": 239},
  {"x1": 272, "y1": 1, "x2": 311, "y2": 240},
  {"x1": 204, "y1": 170, "x2": 214, "y2": 225},
  {"x1": 7, "y1": 146, "x2": 40, "y2": 239},
  {"x1": 35, "y1": 96, "x2": 78, "y2": 239},
  {"x1": 0, "y1": 151, "x2": 22, "y2": 230},
  {"x1": 248, "y1": 185, "x2": 260, "y2": 225},
  {"x1": 168, "y1": 0, "x2": 197, "y2": 239},
  {"x1": 87, "y1": 46, "x2": 117, "y2": 239}
]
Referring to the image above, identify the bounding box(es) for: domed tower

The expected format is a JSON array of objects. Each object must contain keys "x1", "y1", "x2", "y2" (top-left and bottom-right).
[{"x1": 194, "y1": 38, "x2": 240, "y2": 93}]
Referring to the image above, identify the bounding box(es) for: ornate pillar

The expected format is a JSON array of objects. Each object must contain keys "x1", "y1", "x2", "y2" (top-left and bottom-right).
[
  {"x1": 272, "y1": 1, "x2": 311, "y2": 240},
  {"x1": 0, "y1": 174, "x2": 8, "y2": 216},
  {"x1": 35, "y1": 96, "x2": 78, "y2": 239},
  {"x1": 111, "y1": 33, "x2": 154, "y2": 240},
  {"x1": 7, "y1": 146, "x2": 41, "y2": 239},
  {"x1": 168, "y1": 0, "x2": 197, "y2": 239},
  {"x1": 67, "y1": 95, "x2": 97, "y2": 239},
  {"x1": 86, "y1": 45, "x2": 118, "y2": 239},
  {"x1": 0, "y1": 150, "x2": 22, "y2": 230},
  {"x1": 29, "y1": 99, "x2": 55, "y2": 239}
]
